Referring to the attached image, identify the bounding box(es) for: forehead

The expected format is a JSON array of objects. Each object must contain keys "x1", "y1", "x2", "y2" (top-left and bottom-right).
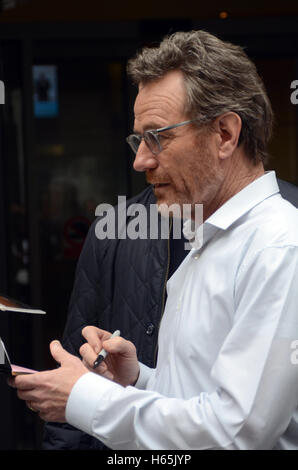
[{"x1": 134, "y1": 70, "x2": 187, "y2": 127}]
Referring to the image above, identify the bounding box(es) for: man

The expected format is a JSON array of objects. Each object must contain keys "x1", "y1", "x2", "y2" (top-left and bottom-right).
[
  {"x1": 10, "y1": 30, "x2": 298, "y2": 449},
  {"x1": 43, "y1": 180, "x2": 298, "y2": 450}
]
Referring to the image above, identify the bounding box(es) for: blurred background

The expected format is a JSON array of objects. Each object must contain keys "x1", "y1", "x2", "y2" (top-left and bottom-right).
[{"x1": 0, "y1": 0, "x2": 297, "y2": 450}]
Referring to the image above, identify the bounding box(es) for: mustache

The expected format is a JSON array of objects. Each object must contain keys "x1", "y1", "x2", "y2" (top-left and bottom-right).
[{"x1": 146, "y1": 172, "x2": 170, "y2": 185}]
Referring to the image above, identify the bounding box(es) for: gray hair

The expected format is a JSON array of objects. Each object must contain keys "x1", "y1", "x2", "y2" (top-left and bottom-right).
[{"x1": 127, "y1": 30, "x2": 273, "y2": 164}]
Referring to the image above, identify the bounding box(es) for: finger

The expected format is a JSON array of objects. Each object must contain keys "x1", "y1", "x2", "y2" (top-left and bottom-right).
[
  {"x1": 81, "y1": 327, "x2": 111, "y2": 354},
  {"x1": 82, "y1": 356, "x2": 108, "y2": 375},
  {"x1": 80, "y1": 344, "x2": 110, "y2": 374},
  {"x1": 79, "y1": 343, "x2": 98, "y2": 366},
  {"x1": 7, "y1": 377, "x2": 16, "y2": 388},
  {"x1": 102, "y1": 336, "x2": 135, "y2": 357},
  {"x1": 26, "y1": 401, "x2": 39, "y2": 413},
  {"x1": 10, "y1": 373, "x2": 38, "y2": 391},
  {"x1": 17, "y1": 389, "x2": 36, "y2": 401}
]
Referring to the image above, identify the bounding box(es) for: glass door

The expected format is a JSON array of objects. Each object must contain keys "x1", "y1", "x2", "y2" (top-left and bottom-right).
[{"x1": 32, "y1": 53, "x2": 131, "y2": 368}]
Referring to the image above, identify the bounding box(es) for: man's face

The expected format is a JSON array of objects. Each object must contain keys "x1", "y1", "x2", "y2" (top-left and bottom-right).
[{"x1": 132, "y1": 70, "x2": 224, "y2": 218}]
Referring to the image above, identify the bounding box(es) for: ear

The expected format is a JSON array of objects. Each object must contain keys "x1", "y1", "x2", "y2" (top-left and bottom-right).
[{"x1": 213, "y1": 112, "x2": 242, "y2": 160}]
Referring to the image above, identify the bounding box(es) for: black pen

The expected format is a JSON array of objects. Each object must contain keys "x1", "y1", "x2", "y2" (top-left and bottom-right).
[{"x1": 93, "y1": 330, "x2": 121, "y2": 369}]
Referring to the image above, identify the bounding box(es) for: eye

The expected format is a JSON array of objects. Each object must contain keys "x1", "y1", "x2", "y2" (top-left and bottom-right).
[
  {"x1": 158, "y1": 133, "x2": 174, "y2": 148},
  {"x1": 158, "y1": 132, "x2": 171, "y2": 142}
]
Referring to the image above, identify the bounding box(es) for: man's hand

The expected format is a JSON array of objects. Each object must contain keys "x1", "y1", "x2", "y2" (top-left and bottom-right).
[
  {"x1": 8, "y1": 340, "x2": 88, "y2": 422},
  {"x1": 80, "y1": 327, "x2": 140, "y2": 387}
]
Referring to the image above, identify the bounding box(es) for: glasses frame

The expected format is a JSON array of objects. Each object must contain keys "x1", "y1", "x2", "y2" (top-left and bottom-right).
[{"x1": 126, "y1": 119, "x2": 198, "y2": 156}]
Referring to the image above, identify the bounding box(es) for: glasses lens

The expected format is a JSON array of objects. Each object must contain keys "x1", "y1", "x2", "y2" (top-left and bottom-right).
[
  {"x1": 126, "y1": 131, "x2": 162, "y2": 155},
  {"x1": 144, "y1": 131, "x2": 161, "y2": 155},
  {"x1": 126, "y1": 134, "x2": 142, "y2": 154}
]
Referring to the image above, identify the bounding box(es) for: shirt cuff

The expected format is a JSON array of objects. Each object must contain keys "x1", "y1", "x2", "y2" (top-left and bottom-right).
[
  {"x1": 65, "y1": 372, "x2": 120, "y2": 435},
  {"x1": 134, "y1": 362, "x2": 154, "y2": 389}
]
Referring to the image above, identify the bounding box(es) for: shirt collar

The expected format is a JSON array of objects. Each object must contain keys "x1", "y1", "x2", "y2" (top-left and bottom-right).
[{"x1": 183, "y1": 171, "x2": 280, "y2": 250}]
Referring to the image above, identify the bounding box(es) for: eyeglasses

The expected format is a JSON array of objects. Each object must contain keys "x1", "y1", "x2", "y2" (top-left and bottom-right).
[{"x1": 126, "y1": 119, "x2": 198, "y2": 156}]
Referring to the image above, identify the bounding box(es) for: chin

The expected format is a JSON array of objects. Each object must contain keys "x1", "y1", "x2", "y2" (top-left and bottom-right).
[{"x1": 156, "y1": 198, "x2": 185, "y2": 219}]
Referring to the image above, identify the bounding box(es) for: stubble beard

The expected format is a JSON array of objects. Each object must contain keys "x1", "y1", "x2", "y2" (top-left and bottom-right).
[{"x1": 148, "y1": 134, "x2": 224, "y2": 220}]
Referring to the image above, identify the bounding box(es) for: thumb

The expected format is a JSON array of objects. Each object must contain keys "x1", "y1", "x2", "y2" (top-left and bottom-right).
[{"x1": 50, "y1": 340, "x2": 71, "y2": 365}]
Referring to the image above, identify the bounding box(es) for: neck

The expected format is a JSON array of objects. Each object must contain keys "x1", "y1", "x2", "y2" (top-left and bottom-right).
[{"x1": 202, "y1": 152, "x2": 265, "y2": 221}]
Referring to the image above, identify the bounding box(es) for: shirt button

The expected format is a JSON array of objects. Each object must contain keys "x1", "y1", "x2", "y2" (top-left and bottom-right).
[
  {"x1": 145, "y1": 323, "x2": 155, "y2": 336},
  {"x1": 194, "y1": 254, "x2": 199, "y2": 260}
]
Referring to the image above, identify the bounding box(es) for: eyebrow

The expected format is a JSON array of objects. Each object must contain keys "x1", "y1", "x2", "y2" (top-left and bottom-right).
[{"x1": 133, "y1": 122, "x2": 170, "y2": 134}]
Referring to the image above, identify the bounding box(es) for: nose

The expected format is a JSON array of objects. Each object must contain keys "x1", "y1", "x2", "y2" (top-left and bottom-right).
[{"x1": 133, "y1": 141, "x2": 158, "y2": 172}]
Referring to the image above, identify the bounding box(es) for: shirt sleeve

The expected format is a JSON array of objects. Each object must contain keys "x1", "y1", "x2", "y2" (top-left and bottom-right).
[
  {"x1": 134, "y1": 362, "x2": 154, "y2": 389},
  {"x1": 66, "y1": 245, "x2": 298, "y2": 450}
]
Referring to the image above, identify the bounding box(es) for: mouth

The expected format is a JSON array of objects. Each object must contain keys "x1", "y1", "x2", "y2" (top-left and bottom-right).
[{"x1": 154, "y1": 183, "x2": 169, "y2": 188}]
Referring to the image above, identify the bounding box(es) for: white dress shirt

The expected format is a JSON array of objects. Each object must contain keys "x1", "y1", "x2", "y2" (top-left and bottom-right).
[{"x1": 66, "y1": 171, "x2": 298, "y2": 450}]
